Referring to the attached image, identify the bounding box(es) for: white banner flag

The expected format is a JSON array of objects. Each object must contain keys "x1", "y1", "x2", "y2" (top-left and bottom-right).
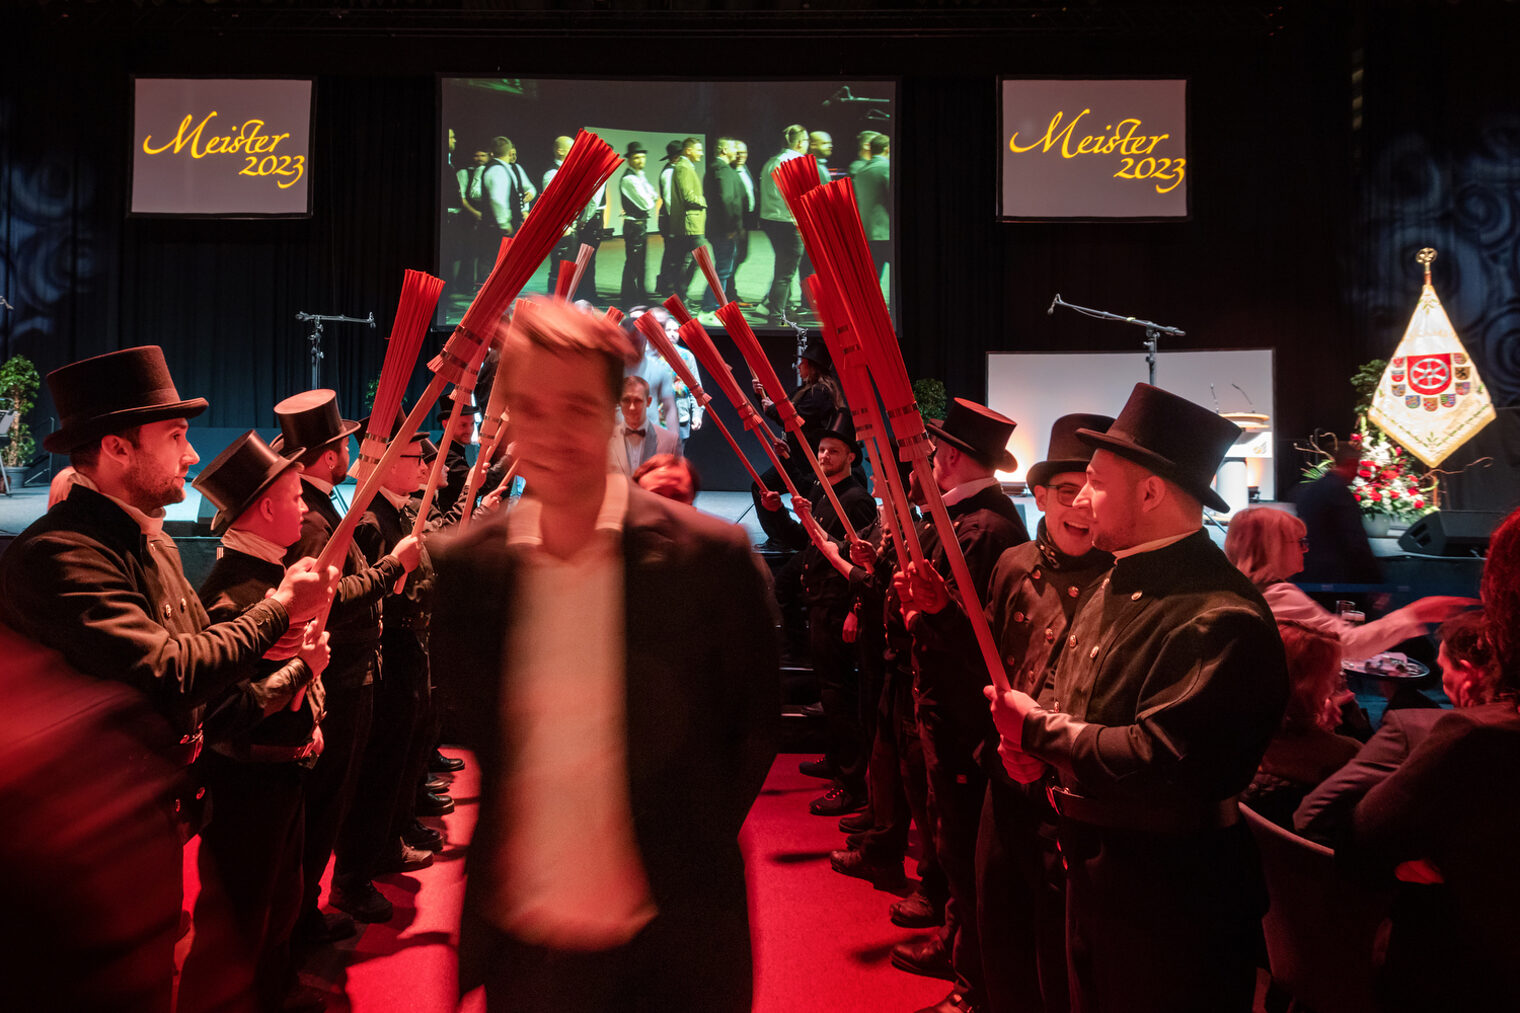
[{"x1": 1367, "y1": 278, "x2": 1495, "y2": 468}]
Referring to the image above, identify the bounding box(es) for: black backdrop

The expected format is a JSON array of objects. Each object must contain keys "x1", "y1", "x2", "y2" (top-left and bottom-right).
[{"x1": 2, "y1": 1, "x2": 1516, "y2": 508}]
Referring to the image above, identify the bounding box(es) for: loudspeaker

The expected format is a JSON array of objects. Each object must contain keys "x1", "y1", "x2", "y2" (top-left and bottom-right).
[{"x1": 1398, "y1": 510, "x2": 1503, "y2": 556}]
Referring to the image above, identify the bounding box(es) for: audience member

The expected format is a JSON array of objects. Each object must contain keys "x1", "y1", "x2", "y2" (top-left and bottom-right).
[
  {"x1": 1293, "y1": 443, "x2": 1382, "y2": 585},
  {"x1": 609, "y1": 374, "x2": 680, "y2": 476},
  {"x1": 632, "y1": 452, "x2": 700, "y2": 506}
]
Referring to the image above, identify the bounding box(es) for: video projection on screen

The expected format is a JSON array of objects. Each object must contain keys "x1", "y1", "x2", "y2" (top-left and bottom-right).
[
  {"x1": 438, "y1": 77, "x2": 896, "y2": 329},
  {"x1": 131, "y1": 78, "x2": 313, "y2": 217},
  {"x1": 1000, "y1": 79, "x2": 1188, "y2": 220}
]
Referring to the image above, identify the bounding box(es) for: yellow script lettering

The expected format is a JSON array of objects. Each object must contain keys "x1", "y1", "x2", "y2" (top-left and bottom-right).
[{"x1": 142, "y1": 111, "x2": 218, "y2": 156}]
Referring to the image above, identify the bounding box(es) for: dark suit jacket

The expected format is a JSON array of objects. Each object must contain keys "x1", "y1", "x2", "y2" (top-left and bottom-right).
[
  {"x1": 705, "y1": 157, "x2": 745, "y2": 238},
  {"x1": 430, "y1": 485, "x2": 779, "y2": 997},
  {"x1": 1295, "y1": 470, "x2": 1381, "y2": 584},
  {"x1": 1293, "y1": 706, "x2": 1447, "y2": 843},
  {"x1": 0, "y1": 485, "x2": 289, "y2": 738},
  {"x1": 852, "y1": 155, "x2": 891, "y2": 241}
]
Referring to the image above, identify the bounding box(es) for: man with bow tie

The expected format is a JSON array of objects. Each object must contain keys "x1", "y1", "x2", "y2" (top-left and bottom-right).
[{"x1": 608, "y1": 375, "x2": 680, "y2": 477}]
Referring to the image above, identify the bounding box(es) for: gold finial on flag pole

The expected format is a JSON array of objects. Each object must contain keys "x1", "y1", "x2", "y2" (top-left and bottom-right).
[{"x1": 1416, "y1": 247, "x2": 1437, "y2": 285}]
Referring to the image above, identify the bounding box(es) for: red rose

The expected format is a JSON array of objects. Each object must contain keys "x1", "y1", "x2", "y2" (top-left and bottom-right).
[
  {"x1": 1353, "y1": 493, "x2": 1362, "y2": 501},
  {"x1": 1370, "y1": 491, "x2": 1382, "y2": 501},
  {"x1": 1413, "y1": 499, "x2": 1424, "y2": 509},
  {"x1": 1350, "y1": 434, "x2": 1362, "y2": 442}
]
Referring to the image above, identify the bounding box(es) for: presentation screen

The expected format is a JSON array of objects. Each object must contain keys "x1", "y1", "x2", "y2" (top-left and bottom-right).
[
  {"x1": 130, "y1": 77, "x2": 313, "y2": 217},
  {"x1": 438, "y1": 77, "x2": 897, "y2": 330},
  {"x1": 999, "y1": 78, "x2": 1188, "y2": 220}
]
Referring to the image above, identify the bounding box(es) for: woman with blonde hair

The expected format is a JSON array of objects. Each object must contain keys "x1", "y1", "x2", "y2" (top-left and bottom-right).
[{"x1": 1223, "y1": 506, "x2": 1472, "y2": 662}]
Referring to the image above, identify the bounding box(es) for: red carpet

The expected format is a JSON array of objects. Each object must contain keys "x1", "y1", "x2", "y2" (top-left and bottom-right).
[{"x1": 179, "y1": 751, "x2": 946, "y2": 1011}]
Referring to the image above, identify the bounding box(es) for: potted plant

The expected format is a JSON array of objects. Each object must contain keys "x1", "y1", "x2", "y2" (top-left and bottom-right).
[{"x1": 0, "y1": 352, "x2": 40, "y2": 487}]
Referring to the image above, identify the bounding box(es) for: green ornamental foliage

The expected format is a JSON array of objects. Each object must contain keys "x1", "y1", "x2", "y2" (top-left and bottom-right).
[
  {"x1": 912, "y1": 377, "x2": 947, "y2": 423},
  {"x1": 0, "y1": 353, "x2": 41, "y2": 468}
]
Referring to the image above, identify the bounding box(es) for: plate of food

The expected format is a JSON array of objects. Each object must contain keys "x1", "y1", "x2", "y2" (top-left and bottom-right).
[{"x1": 1343, "y1": 652, "x2": 1431, "y2": 680}]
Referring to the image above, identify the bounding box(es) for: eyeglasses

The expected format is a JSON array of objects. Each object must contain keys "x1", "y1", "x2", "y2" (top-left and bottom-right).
[
  {"x1": 1049, "y1": 483, "x2": 1084, "y2": 507},
  {"x1": 1297, "y1": 537, "x2": 1310, "y2": 549}
]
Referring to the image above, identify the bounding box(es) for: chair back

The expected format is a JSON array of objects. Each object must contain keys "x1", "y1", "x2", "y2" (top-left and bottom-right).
[
  {"x1": 0, "y1": 409, "x2": 15, "y2": 438},
  {"x1": 1241, "y1": 802, "x2": 1390, "y2": 1013}
]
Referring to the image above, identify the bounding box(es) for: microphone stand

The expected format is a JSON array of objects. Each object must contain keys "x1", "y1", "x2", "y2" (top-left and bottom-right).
[
  {"x1": 295, "y1": 311, "x2": 376, "y2": 389},
  {"x1": 1047, "y1": 294, "x2": 1185, "y2": 386}
]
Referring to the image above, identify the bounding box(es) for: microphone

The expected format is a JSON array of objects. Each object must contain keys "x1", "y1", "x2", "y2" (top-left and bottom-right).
[{"x1": 1047, "y1": 294, "x2": 1061, "y2": 316}]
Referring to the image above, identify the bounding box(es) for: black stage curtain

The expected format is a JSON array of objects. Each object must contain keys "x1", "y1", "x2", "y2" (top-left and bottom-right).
[{"x1": 2, "y1": 3, "x2": 1515, "y2": 507}]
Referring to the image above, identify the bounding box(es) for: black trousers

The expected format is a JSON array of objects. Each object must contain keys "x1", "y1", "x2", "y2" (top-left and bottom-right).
[
  {"x1": 335, "y1": 635, "x2": 430, "y2": 886},
  {"x1": 699, "y1": 234, "x2": 737, "y2": 311},
  {"x1": 750, "y1": 460, "x2": 813, "y2": 544},
  {"x1": 300, "y1": 672, "x2": 374, "y2": 917},
  {"x1": 855, "y1": 650, "x2": 948, "y2": 903},
  {"x1": 725, "y1": 227, "x2": 749, "y2": 302},
  {"x1": 759, "y1": 219, "x2": 804, "y2": 316},
  {"x1": 180, "y1": 753, "x2": 305, "y2": 1013},
  {"x1": 620, "y1": 219, "x2": 649, "y2": 306},
  {"x1": 975, "y1": 774, "x2": 1068, "y2": 1013},
  {"x1": 675, "y1": 234, "x2": 710, "y2": 305},
  {"x1": 655, "y1": 221, "x2": 683, "y2": 296},
  {"x1": 921, "y1": 705, "x2": 989, "y2": 998},
  {"x1": 1061, "y1": 820, "x2": 1264, "y2": 1013},
  {"x1": 808, "y1": 601, "x2": 866, "y2": 796}
]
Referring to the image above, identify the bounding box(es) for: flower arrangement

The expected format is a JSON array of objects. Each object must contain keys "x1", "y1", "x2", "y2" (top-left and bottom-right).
[{"x1": 1301, "y1": 358, "x2": 1437, "y2": 522}]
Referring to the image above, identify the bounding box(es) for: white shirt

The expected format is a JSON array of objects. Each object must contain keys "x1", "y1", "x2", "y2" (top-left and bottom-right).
[
  {"x1": 940, "y1": 476, "x2": 1001, "y2": 507},
  {"x1": 759, "y1": 148, "x2": 804, "y2": 222},
  {"x1": 1261, "y1": 581, "x2": 1429, "y2": 663},
  {"x1": 1111, "y1": 529, "x2": 1198, "y2": 560},
  {"x1": 620, "y1": 169, "x2": 659, "y2": 217},
  {"x1": 220, "y1": 527, "x2": 288, "y2": 566},
  {"x1": 488, "y1": 476, "x2": 656, "y2": 949}
]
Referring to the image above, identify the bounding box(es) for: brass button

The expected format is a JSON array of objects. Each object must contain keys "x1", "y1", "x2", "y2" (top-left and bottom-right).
[
  {"x1": 1013, "y1": 611, "x2": 1025, "y2": 623},
  {"x1": 1045, "y1": 628, "x2": 1055, "y2": 642},
  {"x1": 1032, "y1": 568, "x2": 1042, "y2": 580},
  {"x1": 1089, "y1": 646, "x2": 1099, "y2": 659},
  {"x1": 1131, "y1": 591, "x2": 1143, "y2": 601},
  {"x1": 1067, "y1": 586, "x2": 1079, "y2": 598},
  {"x1": 1067, "y1": 634, "x2": 1077, "y2": 648}
]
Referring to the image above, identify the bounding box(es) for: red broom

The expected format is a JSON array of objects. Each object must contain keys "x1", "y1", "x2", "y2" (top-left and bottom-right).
[
  {"x1": 353, "y1": 269, "x2": 443, "y2": 488},
  {"x1": 715, "y1": 301, "x2": 862, "y2": 544},
  {"x1": 693, "y1": 244, "x2": 728, "y2": 307},
  {"x1": 564, "y1": 243, "x2": 596, "y2": 300},
  {"x1": 778, "y1": 162, "x2": 1011, "y2": 694},
  {"x1": 605, "y1": 306, "x2": 625, "y2": 325},
  {"x1": 633, "y1": 312, "x2": 765, "y2": 489}
]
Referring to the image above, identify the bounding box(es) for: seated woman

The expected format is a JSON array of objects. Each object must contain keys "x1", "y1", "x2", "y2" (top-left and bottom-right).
[
  {"x1": 1294, "y1": 610, "x2": 1496, "y2": 843},
  {"x1": 1242, "y1": 620, "x2": 1362, "y2": 828},
  {"x1": 1224, "y1": 507, "x2": 1472, "y2": 662},
  {"x1": 1346, "y1": 506, "x2": 1520, "y2": 1012}
]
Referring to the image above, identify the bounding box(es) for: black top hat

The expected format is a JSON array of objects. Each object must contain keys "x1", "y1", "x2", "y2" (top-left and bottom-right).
[
  {"x1": 419, "y1": 436, "x2": 440, "y2": 463},
  {"x1": 798, "y1": 332, "x2": 831, "y2": 368},
  {"x1": 812, "y1": 410, "x2": 859, "y2": 457},
  {"x1": 664, "y1": 139, "x2": 683, "y2": 159},
  {"x1": 192, "y1": 430, "x2": 302, "y2": 536},
  {"x1": 269, "y1": 389, "x2": 361, "y2": 459},
  {"x1": 925, "y1": 398, "x2": 1017, "y2": 472},
  {"x1": 43, "y1": 345, "x2": 208, "y2": 454},
  {"x1": 1026, "y1": 413, "x2": 1115, "y2": 489},
  {"x1": 1076, "y1": 383, "x2": 1240, "y2": 513},
  {"x1": 624, "y1": 141, "x2": 648, "y2": 158}
]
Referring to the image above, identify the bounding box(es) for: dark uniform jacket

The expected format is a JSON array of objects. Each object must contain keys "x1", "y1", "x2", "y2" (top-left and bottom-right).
[
  {"x1": 198, "y1": 548, "x2": 322, "y2": 755},
  {"x1": 919, "y1": 521, "x2": 1112, "y2": 774},
  {"x1": 1295, "y1": 470, "x2": 1381, "y2": 584},
  {"x1": 767, "y1": 475, "x2": 878, "y2": 607},
  {"x1": 283, "y1": 479, "x2": 404, "y2": 690},
  {"x1": 0, "y1": 485, "x2": 290, "y2": 743},
  {"x1": 705, "y1": 156, "x2": 745, "y2": 238},
  {"x1": 1021, "y1": 529, "x2": 1287, "y2": 810},
  {"x1": 431, "y1": 485, "x2": 779, "y2": 1002},
  {"x1": 764, "y1": 378, "x2": 841, "y2": 467},
  {"x1": 356, "y1": 493, "x2": 436, "y2": 640},
  {"x1": 910, "y1": 483, "x2": 1029, "y2": 723}
]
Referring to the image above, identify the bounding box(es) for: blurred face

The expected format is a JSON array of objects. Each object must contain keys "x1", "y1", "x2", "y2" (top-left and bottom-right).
[
  {"x1": 810, "y1": 132, "x2": 833, "y2": 158},
  {"x1": 638, "y1": 463, "x2": 695, "y2": 505},
  {"x1": 1035, "y1": 471, "x2": 1095, "y2": 557},
  {"x1": 796, "y1": 357, "x2": 819, "y2": 384},
  {"x1": 817, "y1": 437, "x2": 853, "y2": 480},
  {"x1": 506, "y1": 147, "x2": 519, "y2": 164},
  {"x1": 734, "y1": 142, "x2": 748, "y2": 166},
  {"x1": 685, "y1": 142, "x2": 704, "y2": 163},
  {"x1": 384, "y1": 447, "x2": 428, "y2": 496},
  {"x1": 264, "y1": 469, "x2": 308, "y2": 547},
  {"x1": 473, "y1": 150, "x2": 489, "y2": 166},
  {"x1": 330, "y1": 439, "x2": 352, "y2": 484},
  {"x1": 930, "y1": 439, "x2": 953, "y2": 492},
  {"x1": 119, "y1": 418, "x2": 199, "y2": 510},
  {"x1": 1285, "y1": 526, "x2": 1309, "y2": 578},
  {"x1": 508, "y1": 345, "x2": 617, "y2": 506},
  {"x1": 1438, "y1": 643, "x2": 1488, "y2": 708},
  {"x1": 1076, "y1": 450, "x2": 1146, "y2": 553},
  {"x1": 630, "y1": 152, "x2": 647, "y2": 171},
  {"x1": 619, "y1": 384, "x2": 651, "y2": 430},
  {"x1": 449, "y1": 411, "x2": 476, "y2": 444}
]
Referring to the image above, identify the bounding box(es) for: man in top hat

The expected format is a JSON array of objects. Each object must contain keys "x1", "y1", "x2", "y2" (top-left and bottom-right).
[
  {"x1": 332, "y1": 427, "x2": 443, "y2": 922},
  {"x1": 430, "y1": 297, "x2": 777, "y2": 1010},
  {"x1": 0, "y1": 347, "x2": 336, "y2": 1003},
  {"x1": 988, "y1": 384, "x2": 1289, "y2": 1013},
  {"x1": 618, "y1": 141, "x2": 660, "y2": 307},
  {"x1": 750, "y1": 334, "x2": 847, "y2": 545},
  {"x1": 900, "y1": 413, "x2": 1116, "y2": 1013},
  {"x1": 888, "y1": 398, "x2": 1029, "y2": 1013},
  {"x1": 270, "y1": 388, "x2": 424, "y2": 936},
  {"x1": 180, "y1": 430, "x2": 333, "y2": 1013},
  {"x1": 0, "y1": 346, "x2": 334, "y2": 774},
  {"x1": 655, "y1": 139, "x2": 686, "y2": 295},
  {"x1": 759, "y1": 416, "x2": 880, "y2": 816}
]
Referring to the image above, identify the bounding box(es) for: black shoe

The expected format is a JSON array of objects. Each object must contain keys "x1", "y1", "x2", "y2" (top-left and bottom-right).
[
  {"x1": 293, "y1": 909, "x2": 357, "y2": 946},
  {"x1": 429, "y1": 749, "x2": 465, "y2": 773},
  {"x1": 375, "y1": 842, "x2": 434, "y2": 875},
  {"x1": 914, "y1": 990, "x2": 983, "y2": 1013},
  {"x1": 416, "y1": 790, "x2": 455, "y2": 816},
  {"x1": 422, "y1": 775, "x2": 450, "y2": 794},
  {"x1": 829, "y1": 848, "x2": 906, "y2": 887},
  {"x1": 890, "y1": 890, "x2": 946, "y2": 929},
  {"x1": 403, "y1": 819, "x2": 444, "y2": 852},
  {"x1": 837, "y1": 809, "x2": 874, "y2": 834},
  {"x1": 798, "y1": 757, "x2": 834, "y2": 780},
  {"x1": 329, "y1": 881, "x2": 394, "y2": 923},
  {"x1": 809, "y1": 786, "x2": 866, "y2": 817},
  {"x1": 890, "y1": 936, "x2": 954, "y2": 981}
]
